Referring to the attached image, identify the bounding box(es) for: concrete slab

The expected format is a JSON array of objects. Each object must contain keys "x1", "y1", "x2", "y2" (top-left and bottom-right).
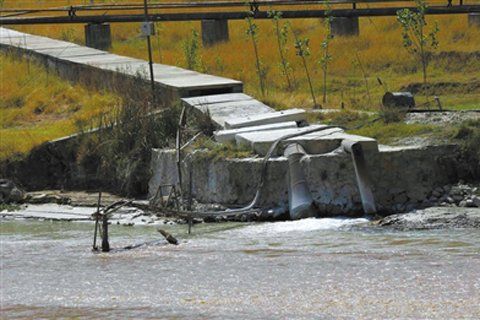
[
  {"x1": 183, "y1": 93, "x2": 254, "y2": 107},
  {"x1": 37, "y1": 47, "x2": 108, "y2": 59},
  {"x1": 235, "y1": 125, "x2": 327, "y2": 156},
  {"x1": 235, "y1": 125, "x2": 377, "y2": 156},
  {"x1": 0, "y1": 28, "x2": 24, "y2": 39},
  {"x1": 185, "y1": 98, "x2": 273, "y2": 127},
  {"x1": 285, "y1": 130, "x2": 378, "y2": 154},
  {"x1": 159, "y1": 73, "x2": 242, "y2": 89},
  {"x1": 224, "y1": 108, "x2": 306, "y2": 129},
  {"x1": 214, "y1": 121, "x2": 298, "y2": 143}
]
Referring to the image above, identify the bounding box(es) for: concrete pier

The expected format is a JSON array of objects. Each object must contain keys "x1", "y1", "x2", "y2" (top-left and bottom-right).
[
  {"x1": 468, "y1": 13, "x2": 480, "y2": 28},
  {"x1": 330, "y1": 17, "x2": 359, "y2": 37},
  {"x1": 85, "y1": 23, "x2": 112, "y2": 50},
  {"x1": 201, "y1": 20, "x2": 229, "y2": 47}
]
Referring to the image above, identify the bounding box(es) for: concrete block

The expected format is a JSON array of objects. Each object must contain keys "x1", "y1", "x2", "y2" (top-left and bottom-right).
[
  {"x1": 183, "y1": 93, "x2": 254, "y2": 107},
  {"x1": 235, "y1": 125, "x2": 327, "y2": 156},
  {"x1": 286, "y1": 130, "x2": 378, "y2": 154},
  {"x1": 330, "y1": 17, "x2": 359, "y2": 37},
  {"x1": 236, "y1": 125, "x2": 377, "y2": 156},
  {"x1": 224, "y1": 108, "x2": 306, "y2": 129},
  {"x1": 214, "y1": 121, "x2": 298, "y2": 143},
  {"x1": 183, "y1": 93, "x2": 274, "y2": 128},
  {"x1": 85, "y1": 23, "x2": 112, "y2": 50},
  {"x1": 468, "y1": 13, "x2": 480, "y2": 28},
  {"x1": 201, "y1": 20, "x2": 229, "y2": 47}
]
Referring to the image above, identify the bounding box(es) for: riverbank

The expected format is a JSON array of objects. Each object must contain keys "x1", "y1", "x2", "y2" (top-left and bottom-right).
[{"x1": 2, "y1": 181, "x2": 479, "y2": 229}]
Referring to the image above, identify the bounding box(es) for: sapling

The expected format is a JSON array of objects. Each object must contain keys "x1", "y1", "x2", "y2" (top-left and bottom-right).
[
  {"x1": 397, "y1": 0, "x2": 439, "y2": 99},
  {"x1": 318, "y1": 2, "x2": 334, "y2": 104},
  {"x1": 246, "y1": 12, "x2": 267, "y2": 97},
  {"x1": 268, "y1": 10, "x2": 295, "y2": 91},
  {"x1": 293, "y1": 31, "x2": 318, "y2": 109},
  {"x1": 182, "y1": 29, "x2": 201, "y2": 71}
]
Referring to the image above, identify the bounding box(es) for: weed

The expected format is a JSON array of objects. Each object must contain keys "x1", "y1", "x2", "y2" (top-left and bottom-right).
[{"x1": 453, "y1": 119, "x2": 480, "y2": 179}]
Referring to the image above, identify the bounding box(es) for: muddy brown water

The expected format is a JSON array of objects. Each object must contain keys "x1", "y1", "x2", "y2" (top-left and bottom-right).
[{"x1": 1, "y1": 218, "x2": 479, "y2": 319}]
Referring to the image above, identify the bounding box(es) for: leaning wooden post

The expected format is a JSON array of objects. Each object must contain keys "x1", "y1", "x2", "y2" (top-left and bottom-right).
[
  {"x1": 92, "y1": 191, "x2": 102, "y2": 251},
  {"x1": 101, "y1": 212, "x2": 110, "y2": 252}
]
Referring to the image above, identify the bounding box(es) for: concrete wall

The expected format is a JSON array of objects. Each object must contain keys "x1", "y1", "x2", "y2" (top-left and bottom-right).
[{"x1": 149, "y1": 145, "x2": 462, "y2": 215}]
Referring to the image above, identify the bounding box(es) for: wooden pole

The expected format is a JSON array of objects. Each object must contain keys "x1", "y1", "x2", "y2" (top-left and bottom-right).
[
  {"x1": 101, "y1": 211, "x2": 110, "y2": 252},
  {"x1": 144, "y1": 0, "x2": 156, "y2": 103},
  {"x1": 92, "y1": 191, "x2": 102, "y2": 251}
]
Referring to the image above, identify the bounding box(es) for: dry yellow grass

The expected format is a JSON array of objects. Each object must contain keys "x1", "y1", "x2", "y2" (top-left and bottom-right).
[
  {"x1": 3, "y1": 1, "x2": 480, "y2": 110},
  {"x1": 1, "y1": 0, "x2": 480, "y2": 159},
  {"x1": 0, "y1": 52, "x2": 120, "y2": 159}
]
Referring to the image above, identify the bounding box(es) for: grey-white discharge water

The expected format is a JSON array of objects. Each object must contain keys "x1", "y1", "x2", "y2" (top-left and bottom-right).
[{"x1": 1, "y1": 217, "x2": 479, "y2": 319}]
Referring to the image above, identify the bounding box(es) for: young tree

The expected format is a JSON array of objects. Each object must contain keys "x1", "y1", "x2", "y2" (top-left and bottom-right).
[
  {"x1": 293, "y1": 32, "x2": 319, "y2": 109},
  {"x1": 246, "y1": 12, "x2": 267, "y2": 97},
  {"x1": 318, "y1": 2, "x2": 334, "y2": 104},
  {"x1": 397, "y1": 0, "x2": 439, "y2": 98},
  {"x1": 268, "y1": 10, "x2": 295, "y2": 91},
  {"x1": 182, "y1": 29, "x2": 201, "y2": 71}
]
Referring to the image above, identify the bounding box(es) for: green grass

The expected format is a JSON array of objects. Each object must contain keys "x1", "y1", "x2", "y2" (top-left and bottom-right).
[{"x1": 0, "y1": 52, "x2": 120, "y2": 160}]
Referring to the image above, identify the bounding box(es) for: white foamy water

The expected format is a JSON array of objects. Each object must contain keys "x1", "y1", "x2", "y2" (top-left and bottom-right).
[{"x1": 233, "y1": 217, "x2": 370, "y2": 235}]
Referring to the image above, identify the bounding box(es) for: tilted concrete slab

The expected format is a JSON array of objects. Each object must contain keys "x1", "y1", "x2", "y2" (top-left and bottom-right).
[
  {"x1": 183, "y1": 94, "x2": 274, "y2": 127},
  {"x1": 182, "y1": 93, "x2": 273, "y2": 127},
  {"x1": 183, "y1": 93, "x2": 254, "y2": 106},
  {"x1": 236, "y1": 125, "x2": 328, "y2": 156},
  {"x1": 285, "y1": 130, "x2": 378, "y2": 154},
  {"x1": 224, "y1": 108, "x2": 306, "y2": 129},
  {"x1": 214, "y1": 121, "x2": 298, "y2": 143},
  {"x1": 235, "y1": 125, "x2": 378, "y2": 156}
]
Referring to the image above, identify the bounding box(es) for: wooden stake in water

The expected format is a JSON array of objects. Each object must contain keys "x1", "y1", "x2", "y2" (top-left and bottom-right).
[
  {"x1": 101, "y1": 212, "x2": 110, "y2": 252},
  {"x1": 92, "y1": 191, "x2": 102, "y2": 251}
]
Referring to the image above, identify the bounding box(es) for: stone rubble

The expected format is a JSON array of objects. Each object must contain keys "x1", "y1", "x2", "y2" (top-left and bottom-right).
[
  {"x1": 0, "y1": 179, "x2": 25, "y2": 204},
  {"x1": 423, "y1": 181, "x2": 480, "y2": 209}
]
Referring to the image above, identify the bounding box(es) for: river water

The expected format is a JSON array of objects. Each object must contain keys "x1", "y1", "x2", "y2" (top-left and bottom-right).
[{"x1": 1, "y1": 218, "x2": 479, "y2": 319}]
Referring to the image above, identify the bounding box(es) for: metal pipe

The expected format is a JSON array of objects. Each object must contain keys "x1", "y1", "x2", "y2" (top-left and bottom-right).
[
  {"x1": 284, "y1": 143, "x2": 317, "y2": 220},
  {"x1": 342, "y1": 140, "x2": 376, "y2": 214}
]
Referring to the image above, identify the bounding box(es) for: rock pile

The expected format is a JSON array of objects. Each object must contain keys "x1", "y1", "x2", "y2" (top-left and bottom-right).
[
  {"x1": 0, "y1": 179, "x2": 25, "y2": 203},
  {"x1": 378, "y1": 207, "x2": 480, "y2": 230},
  {"x1": 424, "y1": 182, "x2": 480, "y2": 208}
]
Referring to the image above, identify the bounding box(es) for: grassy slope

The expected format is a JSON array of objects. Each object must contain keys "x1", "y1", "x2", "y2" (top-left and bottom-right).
[
  {"x1": 5, "y1": 0, "x2": 480, "y2": 111},
  {"x1": 0, "y1": 53, "x2": 120, "y2": 159},
  {"x1": 1, "y1": 1, "x2": 479, "y2": 160}
]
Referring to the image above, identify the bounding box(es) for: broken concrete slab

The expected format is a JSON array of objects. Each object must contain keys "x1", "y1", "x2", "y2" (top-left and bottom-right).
[
  {"x1": 182, "y1": 94, "x2": 274, "y2": 128},
  {"x1": 182, "y1": 93, "x2": 255, "y2": 107},
  {"x1": 214, "y1": 121, "x2": 298, "y2": 143},
  {"x1": 224, "y1": 108, "x2": 306, "y2": 129},
  {"x1": 286, "y1": 130, "x2": 378, "y2": 154},
  {"x1": 236, "y1": 125, "x2": 328, "y2": 156},
  {"x1": 235, "y1": 125, "x2": 377, "y2": 156}
]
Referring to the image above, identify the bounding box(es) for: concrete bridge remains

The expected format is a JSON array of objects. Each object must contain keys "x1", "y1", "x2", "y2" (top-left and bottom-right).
[{"x1": 0, "y1": 27, "x2": 465, "y2": 216}]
